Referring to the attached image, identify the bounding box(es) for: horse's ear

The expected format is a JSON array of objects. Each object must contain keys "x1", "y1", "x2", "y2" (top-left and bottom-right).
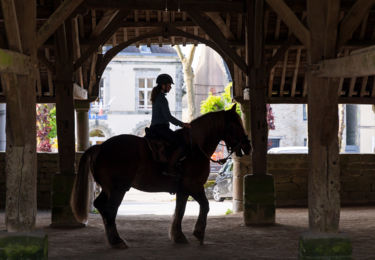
[{"x1": 230, "y1": 103, "x2": 237, "y2": 112}]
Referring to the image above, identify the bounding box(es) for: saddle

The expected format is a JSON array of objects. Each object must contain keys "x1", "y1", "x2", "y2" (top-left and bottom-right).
[{"x1": 144, "y1": 127, "x2": 171, "y2": 163}]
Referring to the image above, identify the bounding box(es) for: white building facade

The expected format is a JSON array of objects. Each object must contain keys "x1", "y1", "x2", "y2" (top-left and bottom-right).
[{"x1": 89, "y1": 45, "x2": 183, "y2": 143}]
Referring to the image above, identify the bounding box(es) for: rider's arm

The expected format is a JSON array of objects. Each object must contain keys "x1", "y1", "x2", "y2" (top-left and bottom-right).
[{"x1": 160, "y1": 96, "x2": 184, "y2": 127}]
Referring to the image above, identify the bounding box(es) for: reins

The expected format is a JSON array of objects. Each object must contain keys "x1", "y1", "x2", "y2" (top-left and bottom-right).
[{"x1": 187, "y1": 128, "x2": 240, "y2": 165}]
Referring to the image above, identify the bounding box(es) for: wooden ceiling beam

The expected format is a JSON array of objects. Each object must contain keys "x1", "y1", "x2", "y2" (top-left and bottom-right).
[
  {"x1": 37, "y1": 0, "x2": 84, "y2": 48},
  {"x1": 266, "y1": 0, "x2": 310, "y2": 49},
  {"x1": 186, "y1": 9, "x2": 247, "y2": 73},
  {"x1": 338, "y1": 0, "x2": 375, "y2": 47},
  {"x1": 85, "y1": 0, "x2": 245, "y2": 13},
  {"x1": 312, "y1": 45, "x2": 375, "y2": 78},
  {"x1": 74, "y1": 10, "x2": 130, "y2": 71},
  {"x1": 206, "y1": 12, "x2": 234, "y2": 39},
  {"x1": 91, "y1": 10, "x2": 119, "y2": 38}
]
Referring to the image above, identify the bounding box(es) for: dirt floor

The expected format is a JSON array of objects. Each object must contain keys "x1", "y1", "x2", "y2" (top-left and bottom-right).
[{"x1": 1, "y1": 207, "x2": 375, "y2": 259}]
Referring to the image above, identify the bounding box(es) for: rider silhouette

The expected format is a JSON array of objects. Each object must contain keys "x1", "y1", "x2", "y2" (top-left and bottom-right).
[{"x1": 149, "y1": 74, "x2": 191, "y2": 176}]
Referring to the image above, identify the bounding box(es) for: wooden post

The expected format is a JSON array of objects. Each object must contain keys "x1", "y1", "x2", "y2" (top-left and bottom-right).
[
  {"x1": 243, "y1": 0, "x2": 275, "y2": 225},
  {"x1": 50, "y1": 15, "x2": 84, "y2": 228},
  {"x1": 306, "y1": 0, "x2": 341, "y2": 233},
  {"x1": 1, "y1": 0, "x2": 38, "y2": 232},
  {"x1": 232, "y1": 101, "x2": 251, "y2": 212}
]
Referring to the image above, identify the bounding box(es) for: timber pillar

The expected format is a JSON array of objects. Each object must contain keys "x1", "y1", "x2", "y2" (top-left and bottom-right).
[
  {"x1": 243, "y1": 0, "x2": 275, "y2": 225},
  {"x1": 232, "y1": 101, "x2": 251, "y2": 212},
  {"x1": 50, "y1": 20, "x2": 84, "y2": 228}
]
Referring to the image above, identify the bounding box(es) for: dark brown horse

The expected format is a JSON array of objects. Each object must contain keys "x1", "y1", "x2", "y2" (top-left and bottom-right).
[{"x1": 70, "y1": 104, "x2": 251, "y2": 249}]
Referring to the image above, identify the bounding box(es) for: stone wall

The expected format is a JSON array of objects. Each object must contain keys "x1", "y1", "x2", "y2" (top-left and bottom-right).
[
  {"x1": 0, "y1": 153, "x2": 374, "y2": 209},
  {"x1": 269, "y1": 154, "x2": 375, "y2": 207},
  {"x1": 0, "y1": 152, "x2": 82, "y2": 209}
]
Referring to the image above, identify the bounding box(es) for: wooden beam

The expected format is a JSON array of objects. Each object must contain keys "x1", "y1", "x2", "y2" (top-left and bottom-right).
[
  {"x1": 291, "y1": 48, "x2": 301, "y2": 97},
  {"x1": 338, "y1": 0, "x2": 375, "y2": 47},
  {"x1": 91, "y1": 10, "x2": 119, "y2": 38},
  {"x1": 312, "y1": 45, "x2": 375, "y2": 78},
  {"x1": 0, "y1": 48, "x2": 32, "y2": 75},
  {"x1": 85, "y1": 0, "x2": 244, "y2": 12},
  {"x1": 206, "y1": 12, "x2": 234, "y2": 39},
  {"x1": 266, "y1": 0, "x2": 310, "y2": 49},
  {"x1": 186, "y1": 9, "x2": 248, "y2": 73},
  {"x1": 37, "y1": 0, "x2": 84, "y2": 48},
  {"x1": 74, "y1": 10, "x2": 130, "y2": 71}
]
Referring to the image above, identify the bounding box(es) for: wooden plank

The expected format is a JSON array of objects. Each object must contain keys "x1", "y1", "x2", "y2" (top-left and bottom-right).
[
  {"x1": 206, "y1": 12, "x2": 234, "y2": 39},
  {"x1": 266, "y1": 0, "x2": 310, "y2": 48},
  {"x1": 268, "y1": 49, "x2": 276, "y2": 97},
  {"x1": 348, "y1": 77, "x2": 357, "y2": 97},
  {"x1": 0, "y1": 48, "x2": 32, "y2": 75},
  {"x1": 85, "y1": 0, "x2": 244, "y2": 12},
  {"x1": 360, "y1": 76, "x2": 369, "y2": 97},
  {"x1": 37, "y1": 0, "x2": 84, "y2": 48},
  {"x1": 280, "y1": 50, "x2": 289, "y2": 96},
  {"x1": 311, "y1": 45, "x2": 375, "y2": 78},
  {"x1": 72, "y1": 17, "x2": 83, "y2": 88},
  {"x1": 44, "y1": 48, "x2": 53, "y2": 96},
  {"x1": 372, "y1": 76, "x2": 375, "y2": 97},
  {"x1": 291, "y1": 48, "x2": 301, "y2": 97},
  {"x1": 74, "y1": 10, "x2": 130, "y2": 71},
  {"x1": 0, "y1": 0, "x2": 22, "y2": 51},
  {"x1": 338, "y1": 0, "x2": 375, "y2": 47},
  {"x1": 91, "y1": 10, "x2": 119, "y2": 38},
  {"x1": 187, "y1": 9, "x2": 247, "y2": 73}
]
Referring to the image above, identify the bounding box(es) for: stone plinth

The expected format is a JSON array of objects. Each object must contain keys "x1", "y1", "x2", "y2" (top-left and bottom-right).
[{"x1": 243, "y1": 174, "x2": 275, "y2": 225}]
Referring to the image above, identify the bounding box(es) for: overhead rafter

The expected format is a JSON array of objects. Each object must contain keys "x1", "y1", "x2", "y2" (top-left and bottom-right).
[
  {"x1": 337, "y1": 0, "x2": 375, "y2": 47},
  {"x1": 206, "y1": 12, "x2": 234, "y2": 39},
  {"x1": 186, "y1": 9, "x2": 248, "y2": 73},
  {"x1": 311, "y1": 45, "x2": 375, "y2": 78},
  {"x1": 266, "y1": 0, "x2": 310, "y2": 49},
  {"x1": 37, "y1": 0, "x2": 84, "y2": 48},
  {"x1": 74, "y1": 10, "x2": 130, "y2": 71},
  {"x1": 91, "y1": 10, "x2": 119, "y2": 38},
  {"x1": 85, "y1": 0, "x2": 244, "y2": 13}
]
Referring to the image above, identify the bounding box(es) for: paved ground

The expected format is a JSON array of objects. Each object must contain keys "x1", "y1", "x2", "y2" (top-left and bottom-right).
[
  {"x1": 119, "y1": 188, "x2": 232, "y2": 216},
  {"x1": 1, "y1": 200, "x2": 374, "y2": 259}
]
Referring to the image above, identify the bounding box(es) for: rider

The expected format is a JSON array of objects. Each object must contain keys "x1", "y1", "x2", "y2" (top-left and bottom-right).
[{"x1": 150, "y1": 73, "x2": 191, "y2": 176}]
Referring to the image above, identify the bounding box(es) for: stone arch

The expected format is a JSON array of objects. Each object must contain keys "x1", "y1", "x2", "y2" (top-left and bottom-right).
[
  {"x1": 89, "y1": 121, "x2": 114, "y2": 144},
  {"x1": 132, "y1": 120, "x2": 151, "y2": 137}
]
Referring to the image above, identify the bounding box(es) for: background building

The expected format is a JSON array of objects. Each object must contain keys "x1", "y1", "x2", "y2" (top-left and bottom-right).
[{"x1": 89, "y1": 45, "x2": 183, "y2": 144}]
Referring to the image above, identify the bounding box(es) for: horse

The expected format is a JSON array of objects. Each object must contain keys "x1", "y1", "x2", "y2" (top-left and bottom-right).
[{"x1": 70, "y1": 104, "x2": 251, "y2": 249}]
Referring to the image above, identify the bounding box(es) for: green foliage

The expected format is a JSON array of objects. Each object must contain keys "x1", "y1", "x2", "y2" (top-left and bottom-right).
[
  {"x1": 48, "y1": 106, "x2": 57, "y2": 139},
  {"x1": 200, "y1": 82, "x2": 241, "y2": 116},
  {"x1": 225, "y1": 209, "x2": 233, "y2": 215}
]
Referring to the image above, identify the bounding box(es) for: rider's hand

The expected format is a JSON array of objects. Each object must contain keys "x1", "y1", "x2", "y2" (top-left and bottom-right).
[{"x1": 183, "y1": 123, "x2": 191, "y2": 128}]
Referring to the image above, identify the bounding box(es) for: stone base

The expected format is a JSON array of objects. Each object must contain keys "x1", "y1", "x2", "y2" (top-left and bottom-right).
[
  {"x1": 243, "y1": 174, "x2": 275, "y2": 225},
  {"x1": 51, "y1": 173, "x2": 86, "y2": 228},
  {"x1": 232, "y1": 199, "x2": 243, "y2": 213},
  {"x1": 299, "y1": 232, "x2": 352, "y2": 259},
  {"x1": 0, "y1": 231, "x2": 48, "y2": 259}
]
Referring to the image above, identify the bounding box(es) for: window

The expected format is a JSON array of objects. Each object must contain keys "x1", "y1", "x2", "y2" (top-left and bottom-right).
[
  {"x1": 268, "y1": 138, "x2": 280, "y2": 149},
  {"x1": 137, "y1": 77, "x2": 154, "y2": 110}
]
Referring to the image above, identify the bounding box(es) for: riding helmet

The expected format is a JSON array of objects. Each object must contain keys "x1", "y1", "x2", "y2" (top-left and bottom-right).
[{"x1": 156, "y1": 74, "x2": 174, "y2": 85}]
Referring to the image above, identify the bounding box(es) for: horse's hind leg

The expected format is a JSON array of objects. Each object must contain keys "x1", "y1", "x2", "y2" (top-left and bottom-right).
[
  {"x1": 169, "y1": 191, "x2": 189, "y2": 244},
  {"x1": 94, "y1": 189, "x2": 127, "y2": 249},
  {"x1": 190, "y1": 188, "x2": 209, "y2": 245}
]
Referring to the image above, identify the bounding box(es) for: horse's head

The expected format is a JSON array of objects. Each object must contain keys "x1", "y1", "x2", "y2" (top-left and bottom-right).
[{"x1": 223, "y1": 104, "x2": 252, "y2": 157}]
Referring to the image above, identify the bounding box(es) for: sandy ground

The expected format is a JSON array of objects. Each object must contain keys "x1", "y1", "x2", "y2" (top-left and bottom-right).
[{"x1": 1, "y1": 206, "x2": 374, "y2": 259}]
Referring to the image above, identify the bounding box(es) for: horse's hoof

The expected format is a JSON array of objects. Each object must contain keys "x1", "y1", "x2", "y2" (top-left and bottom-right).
[
  {"x1": 111, "y1": 241, "x2": 128, "y2": 249},
  {"x1": 193, "y1": 230, "x2": 204, "y2": 245},
  {"x1": 171, "y1": 234, "x2": 189, "y2": 244}
]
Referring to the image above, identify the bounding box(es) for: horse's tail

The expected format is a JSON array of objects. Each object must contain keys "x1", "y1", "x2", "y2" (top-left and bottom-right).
[{"x1": 70, "y1": 144, "x2": 101, "y2": 223}]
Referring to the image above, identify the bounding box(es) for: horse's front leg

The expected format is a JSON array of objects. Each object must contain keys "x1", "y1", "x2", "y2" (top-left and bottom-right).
[
  {"x1": 190, "y1": 188, "x2": 209, "y2": 245},
  {"x1": 169, "y1": 191, "x2": 189, "y2": 244},
  {"x1": 96, "y1": 189, "x2": 127, "y2": 249}
]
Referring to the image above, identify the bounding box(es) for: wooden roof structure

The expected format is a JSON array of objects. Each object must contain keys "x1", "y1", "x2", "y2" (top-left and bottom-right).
[{"x1": 1, "y1": 0, "x2": 375, "y2": 104}]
